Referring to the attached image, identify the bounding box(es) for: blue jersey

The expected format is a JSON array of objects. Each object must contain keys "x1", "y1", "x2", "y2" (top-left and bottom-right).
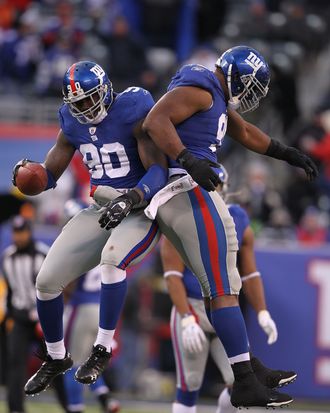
[
  {"x1": 167, "y1": 64, "x2": 228, "y2": 172},
  {"x1": 69, "y1": 266, "x2": 101, "y2": 306},
  {"x1": 182, "y1": 204, "x2": 250, "y2": 299},
  {"x1": 59, "y1": 87, "x2": 154, "y2": 189}
]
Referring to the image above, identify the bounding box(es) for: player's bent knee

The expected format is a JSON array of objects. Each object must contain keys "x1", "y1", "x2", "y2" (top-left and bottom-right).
[
  {"x1": 100, "y1": 263, "x2": 126, "y2": 284},
  {"x1": 36, "y1": 270, "x2": 64, "y2": 295},
  {"x1": 185, "y1": 372, "x2": 203, "y2": 392}
]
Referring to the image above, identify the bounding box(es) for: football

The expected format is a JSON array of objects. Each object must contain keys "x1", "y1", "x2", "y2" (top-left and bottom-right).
[{"x1": 15, "y1": 162, "x2": 48, "y2": 196}]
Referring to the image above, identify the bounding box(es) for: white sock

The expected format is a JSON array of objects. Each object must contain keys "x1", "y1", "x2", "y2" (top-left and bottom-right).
[
  {"x1": 94, "y1": 327, "x2": 115, "y2": 353},
  {"x1": 172, "y1": 402, "x2": 196, "y2": 413},
  {"x1": 216, "y1": 388, "x2": 237, "y2": 413},
  {"x1": 46, "y1": 339, "x2": 66, "y2": 359}
]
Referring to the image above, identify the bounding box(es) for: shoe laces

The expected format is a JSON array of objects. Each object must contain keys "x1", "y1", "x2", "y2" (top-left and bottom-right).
[{"x1": 85, "y1": 348, "x2": 107, "y2": 369}]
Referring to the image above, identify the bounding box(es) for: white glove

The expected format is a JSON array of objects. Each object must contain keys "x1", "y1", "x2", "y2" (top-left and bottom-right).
[
  {"x1": 258, "y1": 310, "x2": 278, "y2": 345},
  {"x1": 181, "y1": 314, "x2": 207, "y2": 353}
]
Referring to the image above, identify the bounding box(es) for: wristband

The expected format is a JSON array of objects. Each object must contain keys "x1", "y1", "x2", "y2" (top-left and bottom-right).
[
  {"x1": 163, "y1": 270, "x2": 183, "y2": 278},
  {"x1": 135, "y1": 164, "x2": 168, "y2": 201},
  {"x1": 241, "y1": 271, "x2": 261, "y2": 282},
  {"x1": 265, "y1": 139, "x2": 289, "y2": 160},
  {"x1": 45, "y1": 168, "x2": 57, "y2": 190}
]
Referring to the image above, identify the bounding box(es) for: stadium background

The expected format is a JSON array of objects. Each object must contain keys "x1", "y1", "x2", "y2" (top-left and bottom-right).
[{"x1": 0, "y1": 0, "x2": 330, "y2": 411}]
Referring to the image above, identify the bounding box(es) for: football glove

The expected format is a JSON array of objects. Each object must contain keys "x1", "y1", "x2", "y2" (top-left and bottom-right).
[
  {"x1": 181, "y1": 313, "x2": 207, "y2": 353},
  {"x1": 12, "y1": 158, "x2": 34, "y2": 186},
  {"x1": 258, "y1": 310, "x2": 278, "y2": 345},
  {"x1": 285, "y1": 147, "x2": 318, "y2": 181},
  {"x1": 177, "y1": 149, "x2": 221, "y2": 191},
  {"x1": 98, "y1": 190, "x2": 141, "y2": 230},
  {"x1": 265, "y1": 139, "x2": 318, "y2": 181}
]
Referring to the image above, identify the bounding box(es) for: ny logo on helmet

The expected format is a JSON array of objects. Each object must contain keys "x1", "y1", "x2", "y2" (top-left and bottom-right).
[
  {"x1": 90, "y1": 64, "x2": 105, "y2": 84},
  {"x1": 245, "y1": 52, "x2": 264, "y2": 72}
]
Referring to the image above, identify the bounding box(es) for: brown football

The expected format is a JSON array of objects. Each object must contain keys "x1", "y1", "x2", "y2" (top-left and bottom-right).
[{"x1": 15, "y1": 162, "x2": 48, "y2": 195}]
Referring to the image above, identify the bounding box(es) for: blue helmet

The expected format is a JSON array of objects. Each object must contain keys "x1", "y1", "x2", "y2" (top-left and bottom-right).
[
  {"x1": 216, "y1": 46, "x2": 270, "y2": 113},
  {"x1": 217, "y1": 163, "x2": 229, "y2": 195},
  {"x1": 62, "y1": 61, "x2": 113, "y2": 124},
  {"x1": 213, "y1": 163, "x2": 229, "y2": 195}
]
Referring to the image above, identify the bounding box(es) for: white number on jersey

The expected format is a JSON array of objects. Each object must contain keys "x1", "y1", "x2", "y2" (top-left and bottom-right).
[
  {"x1": 80, "y1": 142, "x2": 130, "y2": 179},
  {"x1": 217, "y1": 113, "x2": 228, "y2": 144},
  {"x1": 210, "y1": 113, "x2": 228, "y2": 152}
]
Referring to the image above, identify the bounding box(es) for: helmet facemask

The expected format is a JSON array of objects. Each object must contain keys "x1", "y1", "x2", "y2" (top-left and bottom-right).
[
  {"x1": 63, "y1": 82, "x2": 112, "y2": 124},
  {"x1": 226, "y1": 65, "x2": 269, "y2": 114},
  {"x1": 238, "y1": 73, "x2": 269, "y2": 113}
]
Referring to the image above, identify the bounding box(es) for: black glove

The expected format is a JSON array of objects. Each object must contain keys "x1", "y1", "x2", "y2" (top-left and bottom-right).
[
  {"x1": 177, "y1": 149, "x2": 221, "y2": 191},
  {"x1": 265, "y1": 139, "x2": 318, "y2": 181},
  {"x1": 98, "y1": 190, "x2": 141, "y2": 230},
  {"x1": 12, "y1": 158, "x2": 34, "y2": 186}
]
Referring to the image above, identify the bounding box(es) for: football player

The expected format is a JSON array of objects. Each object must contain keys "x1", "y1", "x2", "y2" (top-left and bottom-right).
[
  {"x1": 12, "y1": 61, "x2": 168, "y2": 395},
  {"x1": 62, "y1": 200, "x2": 120, "y2": 413},
  {"x1": 161, "y1": 165, "x2": 297, "y2": 413},
  {"x1": 139, "y1": 46, "x2": 318, "y2": 408}
]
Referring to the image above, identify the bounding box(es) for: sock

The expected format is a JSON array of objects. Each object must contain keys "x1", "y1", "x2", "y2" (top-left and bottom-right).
[
  {"x1": 216, "y1": 388, "x2": 237, "y2": 413},
  {"x1": 176, "y1": 388, "x2": 199, "y2": 407},
  {"x1": 211, "y1": 306, "x2": 250, "y2": 362},
  {"x1": 46, "y1": 339, "x2": 66, "y2": 359},
  {"x1": 95, "y1": 279, "x2": 127, "y2": 352},
  {"x1": 37, "y1": 293, "x2": 65, "y2": 358},
  {"x1": 94, "y1": 327, "x2": 115, "y2": 353},
  {"x1": 173, "y1": 403, "x2": 197, "y2": 413}
]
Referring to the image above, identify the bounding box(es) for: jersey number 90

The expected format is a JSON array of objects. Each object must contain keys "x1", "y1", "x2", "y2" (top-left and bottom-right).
[{"x1": 80, "y1": 142, "x2": 130, "y2": 179}]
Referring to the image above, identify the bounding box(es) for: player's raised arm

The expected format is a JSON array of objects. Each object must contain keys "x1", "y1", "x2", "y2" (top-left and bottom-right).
[
  {"x1": 227, "y1": 108, "x2": 318, "y2": 181},
  {"x1": 143, "y1": 87, "x2": 211, "y2": 159},
  {"x1": 143, "y1": 86, "x2": 221, "y2": 191}
]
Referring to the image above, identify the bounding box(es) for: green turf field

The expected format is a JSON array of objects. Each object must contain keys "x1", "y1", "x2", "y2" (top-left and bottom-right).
[
  {"x1": 1, "y1": 399, "x2": 330, "y2": 413},
  {"x1": 0, "y1": 400, "x2": 168, "y2": 413}
]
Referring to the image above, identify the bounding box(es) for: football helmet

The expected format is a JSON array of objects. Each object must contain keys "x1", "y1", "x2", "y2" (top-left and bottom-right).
[
  {"x1": 63, "y1": 61, "x2": 113, "y2": 124},
  {"x1": 217, "y1": 163, "x2": 229, "y2": 195},
  {"x1": 216, "y1": 46, "x2": 270, "y2": 113}
]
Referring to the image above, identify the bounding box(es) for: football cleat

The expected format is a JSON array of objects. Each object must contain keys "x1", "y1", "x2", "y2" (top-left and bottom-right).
[
  {"x1": 75, "y1": 344, "x2": 111, "y2": 384},
  {"x1": 251, "y1": 356, "x2": 297, "y2": 388},
  {"x1": 231, "y1": 372, "x2": 293, "y2": 408},
  {"x1": 24, "y1": 353, "x2": 73, "y2": 395}
]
